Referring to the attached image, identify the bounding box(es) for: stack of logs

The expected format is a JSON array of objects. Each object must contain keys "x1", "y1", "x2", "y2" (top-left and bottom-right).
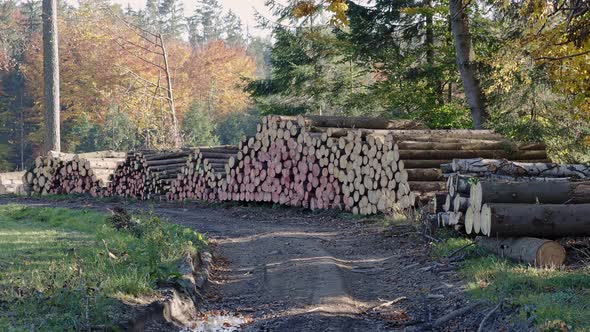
[
  {"x1": 433, "y1": 158, "x2": 590, "y2": 266},
  {"x1": 104, "y1": 149, "x2": 197, "y2": 200},
  {"x1": 164, "y1": 115, "x2": 546, "y2": 215},
  {"x1": 23, "y1": 151, "x2": 126, "y2": 196},
  {"x1": 0, "y1": 171, "x2": 25, "y2": 195},
  {"x1": 167, "y1": 146, "x2": 239, "y2": 201}
]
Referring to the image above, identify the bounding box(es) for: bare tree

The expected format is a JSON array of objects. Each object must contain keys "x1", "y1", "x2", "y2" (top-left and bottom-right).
[
  {"x1": 42, "y1": 0, "x2": 60, "y2": 152},
  {"x1": 449, "y1": 0, "x2": 486, "y2": 129},
  {"x1": 109, "y1": 10, "x2": 182, "y2": 148}
]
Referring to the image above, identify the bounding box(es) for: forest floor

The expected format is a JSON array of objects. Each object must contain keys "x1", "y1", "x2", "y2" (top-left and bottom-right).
[{"x1": 0, "y1": 196, "x2": 561, "y2": 331}]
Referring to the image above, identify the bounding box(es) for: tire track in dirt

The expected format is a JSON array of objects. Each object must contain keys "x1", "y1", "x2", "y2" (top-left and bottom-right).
[{"x1": 0, "y1": 198, "x2": 490, "y2": 331}]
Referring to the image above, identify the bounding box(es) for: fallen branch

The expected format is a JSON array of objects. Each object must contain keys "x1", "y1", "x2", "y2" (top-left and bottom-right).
[
  {"x1": 477, "y1": 295, "x2": 504, "y2": 332},
  {"x1": 432, "y1": 301, "x2": 484, "y2": 327}
]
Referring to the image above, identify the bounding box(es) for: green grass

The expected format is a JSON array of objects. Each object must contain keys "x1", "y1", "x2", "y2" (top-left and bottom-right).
[
  {"x1": 0, "y1": 204, "x2": 206, "y2": 331},
  {"x1": 434, "y1": 237, "x2": 590, "y2": 331}
]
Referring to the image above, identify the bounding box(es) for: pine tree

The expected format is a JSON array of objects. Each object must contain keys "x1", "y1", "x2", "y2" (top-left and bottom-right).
[
  {"x1": 159, "y1": 0, "x2": 184, "y2": 38},
  {"x1": 189, "y1": 0, "x2": 222, "y2": 47},
  {"x1": 223, "y1": 10, "x2": 244, "y2": 47},
  {"x1": 144, "y1": 0, "x2": 161, "y2": 33}
]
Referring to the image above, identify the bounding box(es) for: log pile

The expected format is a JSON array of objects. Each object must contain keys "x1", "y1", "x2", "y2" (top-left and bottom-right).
[
  {"x1": 167, "y1": 146, "x2": 239, "y2": 201},
  {"x1": 0, "y1": 171, "x2": 25, "y2": 195},
  {"x1": 432, "y1": 157, "x2": 590, "y2": 265},
  {"x1": 103, "y1": 149, "x2": 197, "y2": 200},
  {"x1": 162, "y1": 115, "x2": 544, "y2": 215},
  {"x1": 50, "y1": 152, "x2": 126, "y2": 196},
  {"x1": 23, "y1": 151, "x2": 125, "y2": 195}
]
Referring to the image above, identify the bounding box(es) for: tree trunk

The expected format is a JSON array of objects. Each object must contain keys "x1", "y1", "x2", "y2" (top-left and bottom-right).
[
  {"x1": 471, "y1": 180, "x2": 590, "y2": 211},
  {"x1": 42, "y1": 0, "x2": 60, "y2": 153},
  {"x1": 452, "y1": 158, "x2": 590, "y2": 178},
  {"x1": 159, "y1": 34, "x2": 181, "y2": 149},
  {"x1": 475, "y1": 236, "x2": 565, "y2": 267},
  {"x1": 449, "y1": 0, "x2": 486, "y2": 128},
  {"x1": 480, "y1": 203, "x2": 590, "y2": 238}
]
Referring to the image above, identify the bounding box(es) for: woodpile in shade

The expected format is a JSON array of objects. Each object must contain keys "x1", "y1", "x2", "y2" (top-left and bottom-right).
[
  {"x1": 167, "y1": 146, "x2": 239, "y2": 201},
  {"x1": 23, "y1": 151, "x2": 126, "y2": 196},
  {"x1": 103, "y1": 149, "x2": 197, "y2": 200},
  {"x1": 433, "y1": 157, "x2": 590, "y2": 266},
  {"x1": 0, "y1": 171, "x2": 25, "y2": 195}
]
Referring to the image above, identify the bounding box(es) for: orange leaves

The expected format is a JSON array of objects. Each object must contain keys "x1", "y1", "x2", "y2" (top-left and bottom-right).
[
  {"x1": 292, "y1": 1, "x2": 317, "y2": 18},
  {"x1": 20, "y1": 5, "x2": 256, "y2": 148}
]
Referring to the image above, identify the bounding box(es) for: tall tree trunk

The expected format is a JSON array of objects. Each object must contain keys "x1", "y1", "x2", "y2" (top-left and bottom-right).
[
  {"x1": 424, "y1": 0, "x2": 443, "y2": 105},
  {"x1": 449, "y1": 0, "x2": 486, "y2": 128},
  {"x1": 158, "y1": 34, "x2": 181, "y2": 148},
  {"x1": 42, "y1": 0, "x2": 60, "y2": 153}
]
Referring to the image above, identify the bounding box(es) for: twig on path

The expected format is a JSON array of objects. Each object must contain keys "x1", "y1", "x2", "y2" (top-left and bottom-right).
[
  {"x1": 368, "y1": 296, "x2": 408, "y2": 311},
  {"x1": 432, "y1": 301, "x2": 484, "y2": 327},
  {"x1": 477, "y1": 295, "x2": 505, "y2": 332},
  {"x1": 446, "y1": 242, "x2": 475, "y2": 259}
]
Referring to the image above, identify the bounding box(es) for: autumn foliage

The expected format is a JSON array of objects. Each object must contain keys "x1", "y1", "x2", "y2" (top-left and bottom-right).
[{"x1": 21, "y1": 3, "x2": 255, "y2": 150}]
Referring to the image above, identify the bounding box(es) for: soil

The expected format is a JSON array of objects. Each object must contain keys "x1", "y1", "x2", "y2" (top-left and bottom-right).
[{"x1": 0, "y1": 197, "x2": 510, "y2": 331}]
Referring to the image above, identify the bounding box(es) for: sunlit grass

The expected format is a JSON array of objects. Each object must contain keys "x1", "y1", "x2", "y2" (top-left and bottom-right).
[
  {"x1": 0, "y1": 204, "x2": 206, "y2": 331},
  {"x1": 434, "y1": 237, "x2": 590, "y2": 330}
]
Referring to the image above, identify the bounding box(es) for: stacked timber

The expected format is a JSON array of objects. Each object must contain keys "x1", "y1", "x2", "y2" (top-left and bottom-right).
[
  {"x1": 440, "y1": 159, "x2": 590, "y2": 237},
  {"x1": 217, "y1": 115, "x2": 426, "y2": 214},
  {"x1": 163, "y1": 116, "x2": 547, "y2": 215},
  {"x1": 104, "y1": 149, "x2": 196, "y2": 200},
  {"x1": 23, "y1": 151, "x2": 125, "y2": 195},
  {"x1": 50, "y1": 152, "x2": 126, "y2": 196},
  {"x1": 0, "y1": 171, "x2": 25, "y2": 195},
  {"x1": 166, "y1": 115, "x2": 424, "y2": 214},
  {"x1": 395, "y1": 136, "x2": 548, "y2": 201},
  {"x1": 167, "y1": 146, "x2": 239, "y2": 201}
]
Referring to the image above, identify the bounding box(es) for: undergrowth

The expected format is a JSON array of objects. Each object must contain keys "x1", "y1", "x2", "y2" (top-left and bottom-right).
[
  {"x1": 0, "y1": 204, "x2": 206, "y2": 331},
  {"x1": 433, "y1": 235, "x2": 590, "y2": 331}
]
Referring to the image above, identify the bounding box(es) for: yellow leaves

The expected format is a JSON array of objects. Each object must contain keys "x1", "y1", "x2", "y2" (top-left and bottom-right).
[
  {"x1": 326, "y1": 0, "x2": 348, "y2": 27},
  {"x1": 291, "y1": 0, "x2": 349, "y2": 27}
]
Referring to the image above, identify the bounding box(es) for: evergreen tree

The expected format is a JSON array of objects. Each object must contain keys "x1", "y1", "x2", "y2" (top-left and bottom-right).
[
  {"x1": 159, "y1": 0, "x2": 185, "y2": 38},
  {"x1": 223, "y1": 10, "x2": 244, "y2": 47},
  {"x1": 20, "y1": 0, "x2": 42, "y2": 36},
  {"x1": 189, "y1": 0, "x2": 222, "y2": 47},
  {"x1": 144, "y1": 0, "x2": 161, "y2": 33},
  {"x1": 182, "y1": 102, "x2": 219, "y2": 146}
]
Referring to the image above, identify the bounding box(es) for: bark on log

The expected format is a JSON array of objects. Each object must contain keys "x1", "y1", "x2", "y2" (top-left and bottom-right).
[
  {"x1": 398, "y1": 149, "x2": 546, "y2": 160},
  {"x1": 471, "y1": 181, "x2": 590, "y2": 211},
  {"x1": 305, "y1": 116, "x2": 427, "y2": 129},
  {"x1": 406, "y1": 168, "x2": 443, "y2": 181},
  {"x1": 475, "y1": 236, "x2": 565, "y2": 267},
  {"x1": 408, "y1": 181, "x2": 446, "y2": 192},
  {"x1": 452, "y1": 158, "x2": 590, "y2": 178},
  {"x1": 481, "y1": 203, "x2": 590, "y2": 237}
]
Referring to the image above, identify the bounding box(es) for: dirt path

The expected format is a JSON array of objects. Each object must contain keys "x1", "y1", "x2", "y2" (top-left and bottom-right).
[{"x1": 0, "y1": 197, "x2": 486, "y2": 331}]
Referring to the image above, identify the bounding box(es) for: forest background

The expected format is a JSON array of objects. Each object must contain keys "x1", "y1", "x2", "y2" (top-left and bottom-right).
[{"x1": 0, "y1": 0, "x2": 588, "y2": 170}]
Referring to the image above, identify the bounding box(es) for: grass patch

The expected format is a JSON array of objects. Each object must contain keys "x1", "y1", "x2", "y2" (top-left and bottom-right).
[
  {"x1": 0, "y1": 204, "x2": 206, "y2": 331},
  {"x1": 434, "y1": 236, "x2": 590, "y2": 331}
]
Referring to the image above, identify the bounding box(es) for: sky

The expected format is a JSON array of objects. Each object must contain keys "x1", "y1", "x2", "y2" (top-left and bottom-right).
[{"x1": 110, "y1": 0, "x2": 274, "y2": 37}]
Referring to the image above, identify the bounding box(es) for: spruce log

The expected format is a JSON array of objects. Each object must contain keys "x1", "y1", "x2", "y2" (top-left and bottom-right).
[
  {"x1": 471, "y1": 181, "x2": 590, "y2": 212},
  {"x1": 480, "y1": 203, "x2": 590, "y2": 238},
  {"x1": 397, "y1": 141, "x2": 546, "y2": 151},
  {"x1": 452, "y1": 158, "x2": 590, "y2": 178},
  {"x1": 406, "y1": 168, "x2": 443, "y2": 181},
  {"x1": 475, "y1": 236, "x2": 565, "y2": 267},
  {"x1": 398, "y1": 149, "x2": 546, "y2": 160},
  {"x1": 408, "y1": 181, "x2": 446, "y2": 192},
  {"x1": 305, "y1": 116, "x2": 426, "y2": 129}
]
